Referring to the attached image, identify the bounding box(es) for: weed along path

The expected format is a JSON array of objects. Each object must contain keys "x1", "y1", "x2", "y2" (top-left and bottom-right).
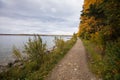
[{"x1": 46, "y1": 38, "x2": 97, "y2": 80}]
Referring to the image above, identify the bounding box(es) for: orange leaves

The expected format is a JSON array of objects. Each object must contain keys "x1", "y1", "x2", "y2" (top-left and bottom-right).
[
  {"x1": 84, "y1": 0, "x2": 96, "y2": 10},
  {"x1": 103, "y1": 27, "x2": 113, "y2": 37},
  {"x1": 95, "y1": 32, "x2": 99, "y2": 36},
  {"x1": 83, "y1": 0, "x2": 103, "y2": 12},
  {"x1": 78, "y1": 0, "x2": 104, "y2": 39}
]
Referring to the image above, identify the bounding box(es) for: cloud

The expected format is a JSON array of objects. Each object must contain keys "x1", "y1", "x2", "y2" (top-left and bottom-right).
[{"x1": 0, "y1": 0, "x2": 84, "y2": 35}]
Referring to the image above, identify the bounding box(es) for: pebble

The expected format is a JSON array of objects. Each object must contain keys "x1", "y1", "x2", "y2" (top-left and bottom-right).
[
  {"x1": 74, "y1": 68, "x2": 77, "y2": 71},
  {"x1": 58, "y1": 65, "x2": 62, "y2": 67},
  {"x1": 68, "y1": 62, "x2": 72, "y2": 66}
]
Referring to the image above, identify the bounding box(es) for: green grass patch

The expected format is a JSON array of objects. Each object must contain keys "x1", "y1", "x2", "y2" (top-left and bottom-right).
[
  {"x1": 82, "y1": 40, "x2": 106, "y2": 78},
  {"x1": 82, "y1": 39, "x2": 120, "y2": 80}
]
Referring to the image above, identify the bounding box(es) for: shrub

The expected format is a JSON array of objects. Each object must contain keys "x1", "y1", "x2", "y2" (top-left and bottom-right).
[
  {"x1": 103, "y1": 39, "x2": 120, "y2": 80},
  {"x1": 24, "y1": 35, "x2": 46, "y2": 65},
  {"x1": 83, "y1": 39, "x2": 120, "y2": 80},
  {"x1": 13, "y1": 46, "x2": 23, "y2": 61}
]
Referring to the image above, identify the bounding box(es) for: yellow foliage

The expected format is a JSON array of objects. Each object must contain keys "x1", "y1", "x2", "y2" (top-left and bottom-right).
[
  {"x1": 95, "y1": 32, "x2": 98, "y2": 35},
  {"x1": 84, "y1": 0, "x2": 103, "y2": 10},
  {"x1": 78, "y1": 0, "x2": 104, "y2": 39},
  {"x1": 83, "y1": 0, "x2": 103, "y2": 14}
]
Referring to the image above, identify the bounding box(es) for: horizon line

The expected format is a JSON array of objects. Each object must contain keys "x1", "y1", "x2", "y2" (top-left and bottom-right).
[{"x1": 0, "y1": 33, "x2": 73, "y2": 36}]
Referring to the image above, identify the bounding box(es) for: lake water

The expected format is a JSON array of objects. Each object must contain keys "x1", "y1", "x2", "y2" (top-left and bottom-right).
[{"x1": 0, "y1": 35, "x2": 71, "y2": 65}]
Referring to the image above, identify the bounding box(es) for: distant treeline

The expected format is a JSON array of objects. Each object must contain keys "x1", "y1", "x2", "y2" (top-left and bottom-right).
[{"x1": 0, "y1": 34, "x2": 72, "y2": 37}]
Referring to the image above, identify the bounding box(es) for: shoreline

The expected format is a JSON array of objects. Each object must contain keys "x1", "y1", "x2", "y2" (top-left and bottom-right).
[
  {"x1": 0, "y1": 34, "x2": 72, "y2": 37},
  {"x1": 0, "y1": 47, "x2": 55, "y2": 73}
]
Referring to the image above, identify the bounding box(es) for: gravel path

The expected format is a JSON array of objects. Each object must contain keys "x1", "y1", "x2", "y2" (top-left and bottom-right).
[{"x1": 46, "y1": 39, "x2": 97, "y2": 80}]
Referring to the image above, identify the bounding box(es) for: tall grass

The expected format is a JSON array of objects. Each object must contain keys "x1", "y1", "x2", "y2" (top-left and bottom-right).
[
  {"x1": 83, "y1": 39, "x2": 120, "y2": 80},
  {"x1": 0, "y1": 35, "x2": 77, "y2": 80},
  {"x1": 83, "y1": 40, "x2": 105, "y2": 78},
  {"x1": 13, "y1": 46, "x2": 23, "y2": 61}
]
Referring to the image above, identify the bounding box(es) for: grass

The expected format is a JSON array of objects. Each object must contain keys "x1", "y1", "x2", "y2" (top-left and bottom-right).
[
  {"x1": 82, "y1": 40, "x2": 105, "y2": 78},
  {"x1": 82, "y1": 39, "x2": 120, "y2": 80},
  {"x1": 0, "y1": 35, "x2": 77, "y2": 80}
]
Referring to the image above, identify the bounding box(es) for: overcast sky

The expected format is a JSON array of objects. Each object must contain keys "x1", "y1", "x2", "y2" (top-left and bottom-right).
[{"x1": 0, "y1": 0, "x2": 84, "y2": 35}]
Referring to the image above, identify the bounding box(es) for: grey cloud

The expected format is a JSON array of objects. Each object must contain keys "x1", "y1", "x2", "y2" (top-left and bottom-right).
[{"x1": 0, "y1": 0, "x2": 84, "y2": 35}]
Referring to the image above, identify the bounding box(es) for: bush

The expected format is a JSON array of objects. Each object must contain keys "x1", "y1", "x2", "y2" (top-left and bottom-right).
[
  {"x1": 103, "y1": 40, "x2": 120, "y2": 80},
  {"x1": 54, "y1": 37, "x2": 65, "y2": 51},
  {"x1": 13, "y1": 46, "x2": 23, "y2": 61},
  {"x1": 25, "y1": 35, "x2": 46, "y2": 64},
  {"x1": 83, "y1": 39, "x2": 120, "y2": 80}
]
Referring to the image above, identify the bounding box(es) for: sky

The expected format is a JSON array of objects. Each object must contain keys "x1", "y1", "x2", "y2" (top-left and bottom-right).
[{"x1": 0, "y1": 0, "x2": 84, "y2": 35}]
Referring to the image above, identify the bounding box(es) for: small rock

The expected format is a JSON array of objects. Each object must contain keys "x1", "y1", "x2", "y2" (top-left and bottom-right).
[
  {"x1": 7, "y1": 62, "x2": 13, "y2": 67},
  {"x1": 74, "y1": 68, "x2": 77, "y2": 71},
  {"x1": 58, "y1": 65, "x2": 62, "y2": 67},
  {"x1": 68, "y1": 62, "x2": 72, "y2": 66}
]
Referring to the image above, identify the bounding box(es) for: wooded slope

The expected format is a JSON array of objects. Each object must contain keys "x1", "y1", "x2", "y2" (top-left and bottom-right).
[{"x1": 78, "y1": 0, "x2": 120, "y2": 79}]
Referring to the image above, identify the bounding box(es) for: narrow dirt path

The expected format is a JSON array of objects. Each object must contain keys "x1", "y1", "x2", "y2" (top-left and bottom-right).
[{"x1": 46, "y1": 39, "x2": 97, "y2": 80}]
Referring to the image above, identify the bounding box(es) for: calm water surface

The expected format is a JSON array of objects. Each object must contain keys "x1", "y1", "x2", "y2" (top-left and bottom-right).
[{"x1": 0, "y1": 35, "x2": 71, "y2": 65}]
